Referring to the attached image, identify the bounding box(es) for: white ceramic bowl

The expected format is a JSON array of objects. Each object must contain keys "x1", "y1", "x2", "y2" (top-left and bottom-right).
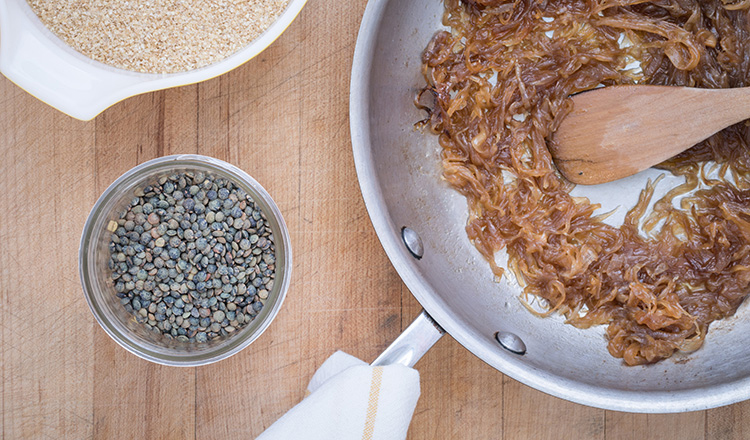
[{"x1": 0, "y1": 0, "x2": 307, "y2": 120}]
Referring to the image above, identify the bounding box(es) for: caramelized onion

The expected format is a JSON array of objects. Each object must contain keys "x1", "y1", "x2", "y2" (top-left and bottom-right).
[{"x1": 420, "y1": 0, "x2": 750, "y2": 365}]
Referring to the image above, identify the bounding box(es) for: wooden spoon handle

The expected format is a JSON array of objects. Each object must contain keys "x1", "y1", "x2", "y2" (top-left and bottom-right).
[{"x1": 551, "y1": 85, "x2": 750, "y2": 185}]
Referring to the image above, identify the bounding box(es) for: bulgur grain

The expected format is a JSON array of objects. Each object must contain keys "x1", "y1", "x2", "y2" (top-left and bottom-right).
[{"x1": 26, "y1": 0, "x2": 290, "y2": 74}]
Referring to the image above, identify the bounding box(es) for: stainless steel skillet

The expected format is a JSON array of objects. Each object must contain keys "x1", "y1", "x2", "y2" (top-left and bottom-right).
[{"x1": 350, "y1": 0, "x2": 750, "y2": 412}]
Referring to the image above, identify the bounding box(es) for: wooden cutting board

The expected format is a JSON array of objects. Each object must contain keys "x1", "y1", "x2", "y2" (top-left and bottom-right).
[{"x1": 1, "y1": 1, "x2": 748, "y2": 438}]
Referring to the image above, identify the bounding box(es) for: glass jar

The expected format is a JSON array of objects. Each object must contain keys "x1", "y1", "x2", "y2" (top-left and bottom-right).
[{"x1": 79, "y1": 155, "x2": 291, "y2": 366}]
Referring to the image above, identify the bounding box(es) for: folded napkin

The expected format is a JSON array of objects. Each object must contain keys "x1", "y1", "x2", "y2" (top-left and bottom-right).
[{"x1": 257, "y1": 351, "x2": 420, "y2": 440}]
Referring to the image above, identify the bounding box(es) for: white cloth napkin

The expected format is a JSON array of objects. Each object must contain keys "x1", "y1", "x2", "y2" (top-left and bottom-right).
[{"x1": 257, "y1": 351, "x2": 421, "y2": 440}]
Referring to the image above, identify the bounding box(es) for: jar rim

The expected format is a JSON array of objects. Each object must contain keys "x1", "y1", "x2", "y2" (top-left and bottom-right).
[{"x1": 79, "y1": 154, "x2": 292, "y2": 366}]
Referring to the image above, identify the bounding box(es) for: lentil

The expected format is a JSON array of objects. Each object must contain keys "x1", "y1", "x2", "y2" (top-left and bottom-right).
[{"x1": 108, "y1": 171, "x2": 275, "y2": 343}]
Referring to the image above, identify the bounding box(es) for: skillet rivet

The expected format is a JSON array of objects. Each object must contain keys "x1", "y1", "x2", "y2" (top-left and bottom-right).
[
  {"x1": 495, "y1": 331, "x2": 526, "y2": 355},
  {"x1": 401, "y1": 227, "x2": 423, "y2": 259}
]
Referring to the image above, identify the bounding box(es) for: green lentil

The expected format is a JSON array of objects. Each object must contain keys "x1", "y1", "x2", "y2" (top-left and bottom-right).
[{"x1": 108, "y1": 171, "x2": 276, "y2": 343}]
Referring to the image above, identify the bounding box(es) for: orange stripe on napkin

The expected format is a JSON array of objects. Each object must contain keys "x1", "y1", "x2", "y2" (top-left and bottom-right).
[{"x1": 361, "y1": 367, "x2": 384, "y2": 440}]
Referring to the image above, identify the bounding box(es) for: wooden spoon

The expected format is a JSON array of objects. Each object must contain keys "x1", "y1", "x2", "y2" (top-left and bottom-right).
[{"x1": 550, "y1": 85, "x2": 750, "y2": 185}]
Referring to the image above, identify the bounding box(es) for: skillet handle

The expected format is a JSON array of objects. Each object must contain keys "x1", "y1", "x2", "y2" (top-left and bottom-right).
[{"x1": 371, "y1": 309, "x2": 445, "y2": 367}]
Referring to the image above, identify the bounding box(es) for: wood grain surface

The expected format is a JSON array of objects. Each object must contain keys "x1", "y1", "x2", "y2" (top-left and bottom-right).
[
  {"x1": 2, "y1": 1, "x2": 750, "y2": 439},
  {"x1": 551, "y1": 85, "x2": 750, "y2": 185}
]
